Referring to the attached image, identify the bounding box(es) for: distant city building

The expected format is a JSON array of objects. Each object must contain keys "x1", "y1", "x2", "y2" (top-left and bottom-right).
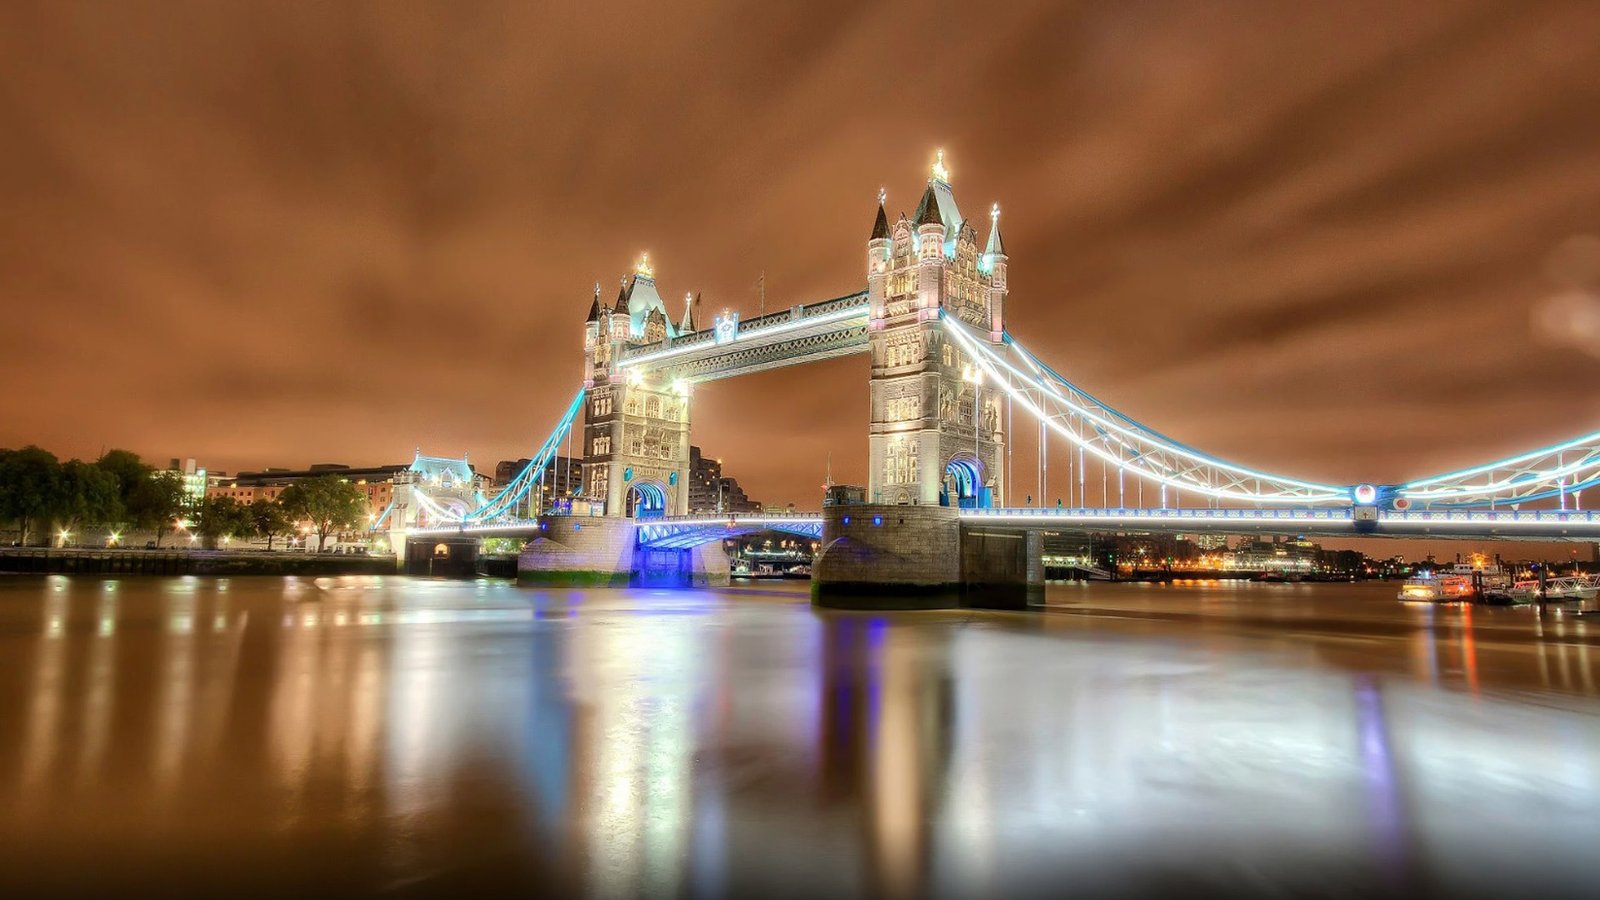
[
  {"x1": 1192, "y1": 533, "x2": 1230, "y2": 552},
  {"x1": 687, "y1": 446, "x2": 761, "y2": 513},
  {"x1": 688, "y1": 446, "x2": 721, "y2": 512},
  {"x1": 492, "y1": 455, "x2": 581, "y2": 516},
  {"x1": 824, "y1": 484, "x2": 867, "y2": 507},
  {"x1": 209, "y1": 462, "x2": 409, "y2": 518},
  {"x1": 1230, "y1": 537, "x2": 1320, "y2": 573},
  {"x1": 169, "y1": 457, "x2": 212, "y2": 501}
]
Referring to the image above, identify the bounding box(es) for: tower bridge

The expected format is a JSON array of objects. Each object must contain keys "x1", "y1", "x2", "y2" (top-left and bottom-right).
[{"x1": 392, "y1": 152, "x2": 1600, "y2": 607}]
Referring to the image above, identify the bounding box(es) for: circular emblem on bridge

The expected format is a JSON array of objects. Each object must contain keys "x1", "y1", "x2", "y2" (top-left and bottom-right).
[{"x1": 1352, "y1": 484, "x2": 1378, "y2": 505}]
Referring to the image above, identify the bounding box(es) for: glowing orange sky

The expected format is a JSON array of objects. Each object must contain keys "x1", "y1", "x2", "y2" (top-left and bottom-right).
[{"x1": 3, "y1": 1, "x2": 1600, "y2": 554}]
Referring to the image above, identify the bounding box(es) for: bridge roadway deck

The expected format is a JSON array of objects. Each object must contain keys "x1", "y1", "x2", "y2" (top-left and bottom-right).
[
  {"x1": 965, "y1": 507, "x2": 1600, "y2": 540},
  {"x1": 406, "y1": 506, "x2": 1600, "y2": 542},
  {"x1": 614, "y1": 292, "x2": 868, "y2": 383}
]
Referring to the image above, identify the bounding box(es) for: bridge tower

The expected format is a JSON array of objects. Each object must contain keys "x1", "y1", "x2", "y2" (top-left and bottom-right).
[
  {"x1": 580, "y1": 257, "x2": 692, "y2": 518},
  {"x1": 867, "y1": 152, "x2": 1007, "y2": 507}
]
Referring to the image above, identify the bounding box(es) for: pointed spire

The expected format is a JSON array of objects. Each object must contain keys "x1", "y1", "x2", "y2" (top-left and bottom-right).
[
  {"x1": 930, "y1": 149, "x2": 951, "y2": 184},
  {"x1": 985, "y1": 202, "x2": 1005, "y2": 256},
  {"x1": 635, "y1": 252, "x2": 654, "y2": 279},
  {"x1": 870, "y1": 189, "x2": 890, "y2": 240},
  {"x1": 613, "y1": 276, "x2": 631, "y2": 315},
  {"x1": 914, "y1": 183, "x2": 942, "y2": 227},
  {"x1": 586, "y1": 282, "x2": 602, "y2": 322},
  {"x1": 679, "y1": 292, "x2": 697, "y2": 332}
]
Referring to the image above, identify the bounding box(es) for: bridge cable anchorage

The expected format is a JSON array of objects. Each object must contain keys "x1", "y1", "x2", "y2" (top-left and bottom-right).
[
  {"x1": 940, "y1": 313, "x2": 1350, "y2": 505},
  {"x1": 403, "y1": 388, "x2": 585, "y2": 528},
  {"x1": 466, "y1": 388, "x2": 586, "y2": 523}
]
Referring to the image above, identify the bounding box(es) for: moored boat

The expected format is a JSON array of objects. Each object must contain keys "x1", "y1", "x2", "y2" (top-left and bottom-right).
[{"x1": 1398, "y1": 563, "x2": 1510, "y2": 602}]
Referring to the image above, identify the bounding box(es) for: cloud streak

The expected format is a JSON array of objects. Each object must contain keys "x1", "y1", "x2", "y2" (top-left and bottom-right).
[{"x1": 2, "y1": 0, "x2": 1599, "y2": 517}]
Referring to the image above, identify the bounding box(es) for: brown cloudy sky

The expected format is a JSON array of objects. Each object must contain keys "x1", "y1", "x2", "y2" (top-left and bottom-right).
[{"x1": 3, "y1": 1, "x2": 1600, "y2": 524}]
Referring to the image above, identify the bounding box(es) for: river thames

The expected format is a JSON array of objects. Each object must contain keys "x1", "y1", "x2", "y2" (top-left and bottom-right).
[{"x1": 1, "y1": 575, "x2": 1598, "y2": 898}]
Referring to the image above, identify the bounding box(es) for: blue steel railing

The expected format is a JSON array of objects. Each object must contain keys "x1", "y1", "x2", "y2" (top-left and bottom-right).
[{"x1": 962, "y1": 507, "x2": 1355, "y2": 521}]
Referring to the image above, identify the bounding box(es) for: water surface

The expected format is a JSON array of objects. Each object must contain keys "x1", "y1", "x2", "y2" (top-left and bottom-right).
[{"x1": 1, "y1": 575, "x2": 1597, "y2": 898}]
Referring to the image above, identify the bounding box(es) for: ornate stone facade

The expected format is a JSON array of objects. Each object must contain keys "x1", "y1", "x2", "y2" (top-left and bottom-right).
[
  {"x1": 582, "y1": 263, "x2": 692, "y2": 517},
  {"x1": 866, "y1": 154, "x2": 1008, "y2": 506}
]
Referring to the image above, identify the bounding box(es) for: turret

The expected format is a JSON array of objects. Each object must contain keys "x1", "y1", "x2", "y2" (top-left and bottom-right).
[
  {"x1": 914, "y1": 181, "x2": 946, "y2": 310},
  {"x1": 679, "y1": 292, "x2": 698, "y2": 333},
  {"x1": 584, "y1": 283, "x2": 608, "y2": 386},
  {"x1": 609, "y1": 277, "x2": 631, "y2": 344},
  {"x1": 984, "y1": 202, "x2": 1007, "y2": 337},
  {"x1": 867, "y1": 188, "x2": 892, "y2": 319}
]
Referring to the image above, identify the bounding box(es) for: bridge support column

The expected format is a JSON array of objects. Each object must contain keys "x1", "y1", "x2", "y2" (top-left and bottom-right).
[
  {"x1": 813, "y1": 505, "x2": 963, "y2": 609},
  {"x1": 813, "y1": 505, "x2": 1044, "y2": 609},
  {"x1": 516, "y1": 516, "x2": 636, "y2": 587},
  {"x1": 405, "y1": 536, "x2": 479, "y2": 578},
  {"x1": 635, "y1": 542, "x2": 731, "y2": 588},
  {"x1": 960, "y1": 526, "x2": 1045, "y2": 610}
]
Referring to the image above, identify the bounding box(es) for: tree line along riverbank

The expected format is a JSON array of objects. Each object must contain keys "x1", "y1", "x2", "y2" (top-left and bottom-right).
[{"x1": 0, "y1": 548, "x2": 396, "y2": 576}]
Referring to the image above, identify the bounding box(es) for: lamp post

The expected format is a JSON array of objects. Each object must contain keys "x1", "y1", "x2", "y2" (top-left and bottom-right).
[{"x1": 964, "y1": 364, "x2": 985, "y2": 506}]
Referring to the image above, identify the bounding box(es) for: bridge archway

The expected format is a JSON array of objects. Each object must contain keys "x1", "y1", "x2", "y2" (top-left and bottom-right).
[
  {"x1": 628, "y1": 480, "x2": 669, "y2": 519},
  {"x1": 943, "y1": 454, "x2": 989, "y2": 509},
  {"x1": 635, "y1": 517, "x2": 825, "y2": 550}
]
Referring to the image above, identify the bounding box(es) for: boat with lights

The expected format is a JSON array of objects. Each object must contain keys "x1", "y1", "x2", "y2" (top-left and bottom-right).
[{"x1": 1397, "y1": 563, "x2": 1510, "y2": 602}]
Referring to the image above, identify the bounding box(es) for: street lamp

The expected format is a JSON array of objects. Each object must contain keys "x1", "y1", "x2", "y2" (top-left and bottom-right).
[{"x1": 963, "y1": 364, "x2": 985, "y2": 505}]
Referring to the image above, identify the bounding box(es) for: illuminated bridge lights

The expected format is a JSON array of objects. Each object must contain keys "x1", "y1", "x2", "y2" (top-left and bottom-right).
[
  {"x1": 402, "y1": 291, "x2": 1600, "y2": 530},
  {"x1": 406, "y1": 507, "x2": 1600, "y2": 545},
  {"x1": 962, "y1": 507, "x2": 1600, "y2": 539},
  {"x1": 615, "y1": 294, "x2": 869, "y2": 374},
  {"x1": 636, "y1": 515, "x2": 825, "y2": 550},
  {"x1": 392, "y1": 388, "x2": 584, "y2": 530},
  {"x1": 943, "y1": 314, "x2": 1351, "y2": 505}
]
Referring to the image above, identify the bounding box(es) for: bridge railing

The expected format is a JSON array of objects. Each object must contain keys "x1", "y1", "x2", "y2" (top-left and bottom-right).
[
  {"x1": 651, "y1": 513, "x2": 823, "y2": 525},
  {"x1": 1383, "y1": 509, "x2": 1599, "y2": 523},
  {"x1": 618, "y1": 292, "x2": 868, "y2": 366},
  {"x1": 962, "y1": 507, "x2": 1357, "y2": 521}
]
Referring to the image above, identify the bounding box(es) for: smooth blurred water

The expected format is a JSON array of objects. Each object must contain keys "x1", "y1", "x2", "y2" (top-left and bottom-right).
[{"x1": 0, "y1": 574, "x2": 1597, "y2": 898}]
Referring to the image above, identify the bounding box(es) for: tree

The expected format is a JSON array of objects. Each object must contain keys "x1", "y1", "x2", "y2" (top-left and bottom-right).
[
  {"x1": 95, "y1": 449, "x2": 153, "y2": 536},
  {"x1": 60, "y1": 459, "x2": 122, "y2": 539},
  {"x1": 95, "y1": 449, "x2": 152, "y2": 505},
  {"x1": 249, "y1": 499, "x2": 292, "y2": 551},
  {"x1": 129, "y1": 470, "x2": 188, "y2": 548},
  {"x1": 192, "y1": 496, "x2": 253, "y2": 549},
  {"x1": 279, "y1": 475, "x2": 367, "y2": 552},
  {"x1": 0, "y1": 446, "x2": 64, "y2": 546}
]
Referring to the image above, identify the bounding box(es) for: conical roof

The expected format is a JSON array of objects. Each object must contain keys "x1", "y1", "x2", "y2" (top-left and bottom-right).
[
  {"x1": 914, "y1": 185, "x2": 943, "y2": 227},
  {"x1": 612, "y1": 280, "x2": 631, "y2": 315},
  {"x1": 985, "y1": 221, "x2": 1005, "y2": 256},
  {"x1": 870, "y1": 203, "x2": 890, "y2": 240},
  {"x1": 679, "y1": 292, "x2": 699, "y2": 332}
]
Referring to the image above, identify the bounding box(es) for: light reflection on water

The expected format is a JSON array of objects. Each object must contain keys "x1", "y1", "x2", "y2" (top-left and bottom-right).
[{"x1": 0, "y1": 576, "x2": 1598, "y2": 897}]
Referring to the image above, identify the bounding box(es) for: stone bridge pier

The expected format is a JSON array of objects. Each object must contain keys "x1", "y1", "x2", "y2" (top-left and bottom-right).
[
  {"x1": 514, "y1": 516, "x2": 730, "y2": 587},
  {"x1": 811, "y1": 505, "x2": 1043, "y2": 610}
]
